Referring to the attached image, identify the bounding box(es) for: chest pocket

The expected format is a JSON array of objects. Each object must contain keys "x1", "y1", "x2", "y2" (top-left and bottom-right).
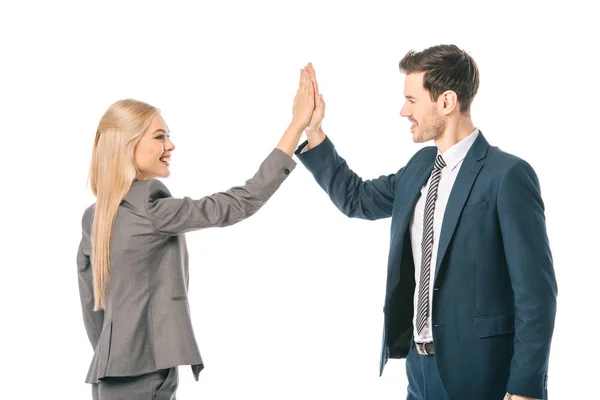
[{"x1": 461, "y1": 200, "x2": 489, "y2": 217}]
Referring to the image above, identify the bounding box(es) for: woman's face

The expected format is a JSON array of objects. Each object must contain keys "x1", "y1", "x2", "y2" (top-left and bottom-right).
[{"x1": 134, "y1": 114, "x2": 175, "y2": 180}]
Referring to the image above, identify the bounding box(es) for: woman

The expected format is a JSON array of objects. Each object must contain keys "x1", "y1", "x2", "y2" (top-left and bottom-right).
[{"x1": 77, "y1": 66, "x2": 315, "y2": 399}]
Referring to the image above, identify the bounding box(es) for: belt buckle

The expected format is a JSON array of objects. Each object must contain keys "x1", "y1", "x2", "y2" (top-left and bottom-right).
[{"x1": 415, "y1": 342, "x2": 429, "y2": 356}]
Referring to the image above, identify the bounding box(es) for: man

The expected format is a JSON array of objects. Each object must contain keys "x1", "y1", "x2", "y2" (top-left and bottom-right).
[{"x1": 297, "y1": 45, "x2": 557, "y2": 399}]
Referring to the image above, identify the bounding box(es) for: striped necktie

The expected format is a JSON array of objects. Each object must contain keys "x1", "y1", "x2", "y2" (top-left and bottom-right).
[{"x1": 416, "y1": 154, "x2": 446, "y2": 335}]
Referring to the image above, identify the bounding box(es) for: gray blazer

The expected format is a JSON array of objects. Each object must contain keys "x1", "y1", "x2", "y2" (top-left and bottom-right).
[{"x1": 77, "y1": 148, "x2": 296, "y2": 383}]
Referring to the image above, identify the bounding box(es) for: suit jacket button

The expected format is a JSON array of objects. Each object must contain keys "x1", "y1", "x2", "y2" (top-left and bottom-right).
[{"x1": 284, "y1": 168, "x2": 290, "y2": 175}]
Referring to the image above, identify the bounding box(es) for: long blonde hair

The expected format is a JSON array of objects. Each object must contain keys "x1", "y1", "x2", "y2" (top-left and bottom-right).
[{"x1": 89, "y1": 99, "x2": 159, "y2": 310}]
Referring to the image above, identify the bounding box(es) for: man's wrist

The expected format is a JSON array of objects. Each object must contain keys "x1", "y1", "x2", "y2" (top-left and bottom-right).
[
  {"x1": 305, "y1": 124, "x2": 321, "y2": 134},
  {"x1": 305, "y1": 125, "x2": 326, "y2": 147}
]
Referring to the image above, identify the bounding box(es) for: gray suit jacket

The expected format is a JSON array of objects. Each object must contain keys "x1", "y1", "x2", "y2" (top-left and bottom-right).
[{"x1": 77, "y1": 148, "x2": 296, "y2": 383}]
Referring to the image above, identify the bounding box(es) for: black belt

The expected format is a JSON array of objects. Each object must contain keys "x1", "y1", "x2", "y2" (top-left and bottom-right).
[{"x1": 415, "y1": 342, "x2": 435, "y2": 355}]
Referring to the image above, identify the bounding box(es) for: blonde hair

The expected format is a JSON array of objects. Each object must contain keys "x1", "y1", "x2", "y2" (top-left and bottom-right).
[{"x1": 89, "y1": 99, "x2": 159, "y2": 310}]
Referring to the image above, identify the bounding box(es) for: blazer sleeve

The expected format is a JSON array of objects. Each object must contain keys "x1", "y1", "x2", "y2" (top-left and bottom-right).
[
  {"x1": 144, "y1": 148, "x2": 296, "y2": 236},
  {"x1": 497, "y1": 159, "x2": 558, "y2": 398},
  {"x1": 294, "y1": 137, "x2": 409, "y2": 220},
  {"x1": 77, "y1": 209, "x2": 104, "y2": 349}
]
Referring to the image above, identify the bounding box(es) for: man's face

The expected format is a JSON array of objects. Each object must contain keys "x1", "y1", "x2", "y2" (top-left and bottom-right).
[{"x1": 400, "y1": 72, "x2": 445, "y2": 143}]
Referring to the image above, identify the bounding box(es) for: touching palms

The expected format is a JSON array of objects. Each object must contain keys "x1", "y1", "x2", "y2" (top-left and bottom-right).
[{"x1": 306, "y1": 62, "x2": 325, "y2": 130}]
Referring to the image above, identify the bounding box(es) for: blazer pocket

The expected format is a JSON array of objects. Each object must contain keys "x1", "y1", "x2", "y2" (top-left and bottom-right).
[
  {"x1": 461, "y1": 200, "x2": 489, "y2": 217},
  {"x1": 473, "y1": 311, "x2": 515, "y2": 338}
]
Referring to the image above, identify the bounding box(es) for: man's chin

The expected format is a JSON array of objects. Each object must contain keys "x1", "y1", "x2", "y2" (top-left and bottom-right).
[
  {"x1": 412, "y1": 133, "x2": 426, "y2": 144},
  {"x1": 412, "y1": 131, "x2": 439, "y2": 144}
]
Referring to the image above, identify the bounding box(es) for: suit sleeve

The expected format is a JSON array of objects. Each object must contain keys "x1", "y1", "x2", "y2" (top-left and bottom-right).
[
  {"x1": 77, "y1": 210, "x2": 104, "y2": 349},
  {"x1": 145, "y1": 148, "x2": 296, "y2": 236},
  {"x1": 497, "y1": 159, "x2": 557, "y2": 398},
  {"x1": 295, "y1": 137, "x2": 403, "y2": 220}
]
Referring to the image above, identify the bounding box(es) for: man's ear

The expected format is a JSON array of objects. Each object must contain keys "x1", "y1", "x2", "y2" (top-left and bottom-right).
[{"x1": 439, "y1": 90, "x2": 458, "y2": 115}]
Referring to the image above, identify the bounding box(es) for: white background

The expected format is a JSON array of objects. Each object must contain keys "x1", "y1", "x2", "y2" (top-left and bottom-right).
[{"x1": 1, "y1": 0, "x2": 598, "y2": 398}]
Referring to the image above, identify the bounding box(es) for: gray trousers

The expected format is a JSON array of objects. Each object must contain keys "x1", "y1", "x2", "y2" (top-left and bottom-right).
[{"x1": 92, "y1": 367, "x2": 178, "y2": 400}]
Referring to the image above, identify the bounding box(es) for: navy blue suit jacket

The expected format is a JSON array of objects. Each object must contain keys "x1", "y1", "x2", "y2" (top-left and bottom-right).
[{"x1": 296, "y1": 132, "x2": 557, "y2": 399}]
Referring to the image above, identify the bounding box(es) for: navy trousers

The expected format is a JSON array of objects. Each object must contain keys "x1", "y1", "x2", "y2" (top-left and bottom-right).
[{"x1": 406, "y1": 343, "x2": 451, "y2": 400}]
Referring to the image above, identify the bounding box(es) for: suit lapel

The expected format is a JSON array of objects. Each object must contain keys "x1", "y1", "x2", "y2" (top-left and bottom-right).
[
  {"x1": 434, "y1": 133, "x2": 490, "y2": 282},
  {"x1": 386, "y1": 147, "x2": 436, "y2": 297},
  {"x1": 393, "y1": 148, "x2": 436, "y2": 237}
]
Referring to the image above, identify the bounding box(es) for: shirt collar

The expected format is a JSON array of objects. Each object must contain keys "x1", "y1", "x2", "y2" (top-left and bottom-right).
[{"x1": 438, "y1": 128, "x2": 479, "y2": 171}]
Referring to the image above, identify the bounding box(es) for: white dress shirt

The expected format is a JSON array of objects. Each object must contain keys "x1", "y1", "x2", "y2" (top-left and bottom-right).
[{"x1": 411, "y1": 129, "x2": 479, "y2": 343}]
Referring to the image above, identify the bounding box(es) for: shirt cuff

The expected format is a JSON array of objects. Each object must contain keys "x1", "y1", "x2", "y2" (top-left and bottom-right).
[{"x1": 300, "y1": 143, "x2": 310, "y2": 154}]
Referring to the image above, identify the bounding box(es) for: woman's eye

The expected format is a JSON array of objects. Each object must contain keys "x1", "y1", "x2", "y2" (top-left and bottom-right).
[{"x1": 156, "y1": 135, "x2": 164, "y2": 140}]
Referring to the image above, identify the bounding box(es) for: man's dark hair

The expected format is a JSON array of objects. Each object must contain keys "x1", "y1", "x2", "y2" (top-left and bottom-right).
[{"x1": 399, "y1": 44, "x2": 479, "y2": 113}]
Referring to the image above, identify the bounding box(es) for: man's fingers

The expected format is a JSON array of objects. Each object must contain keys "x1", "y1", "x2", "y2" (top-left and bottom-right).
[{"x1": 308, "y1": 62, "x2": 319, "y2": 95}]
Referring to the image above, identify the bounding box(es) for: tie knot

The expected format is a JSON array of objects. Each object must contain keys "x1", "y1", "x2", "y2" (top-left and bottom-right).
[{"x1": 434, "y1": 154, "x2": 446, "y2": 170}]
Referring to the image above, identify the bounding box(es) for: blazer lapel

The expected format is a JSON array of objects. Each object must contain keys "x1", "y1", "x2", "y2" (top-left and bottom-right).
[
  {"x1": 434, "y1": 133, "x2": 490, "y2": 282},
  {"x1": 393, "y1": 147, "x2": 437, "y2": 238},
  {"x1": 387, "y1": 147, "x2": 436, "y2": 296}
]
